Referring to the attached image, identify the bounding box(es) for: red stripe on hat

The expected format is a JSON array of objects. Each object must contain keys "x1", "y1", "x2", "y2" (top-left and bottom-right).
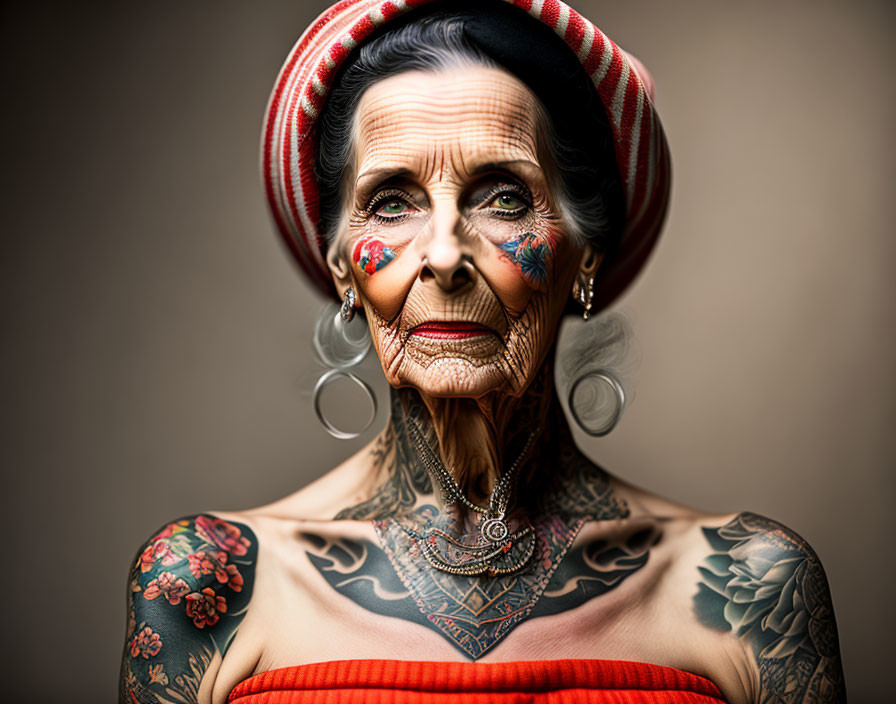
[
  {"x1": 350, "y1": 14, "x2": 375, "y2": 41},
  {"x1": 619, "y1": 67, "x2": 642, "y2": 150},
  {"x1": 380, "y1": 1, "x2": 402, "y2": 22},
  {"x1": 565, "y1": 11, "x2": 586, "y2": 50},
  {"x1": 619, "y1": 69, "x2": 644, "y2": 216},
  {"x1": 314, "y1": 63, "x2": 332, "y2": 90},
  {"x1": 597, "y1": 42, "x2": 625, "y2": 103},
  {"x1": 263, "y1": 164, "x2": 323, "y2": 288},
  {"x1": 541, "y1": 0, "x2": 561, "y2": 28},
  {"x1": 273, "y1": 0, "x2": 359, "y2": 103},
  {"x1": 262, "y1": 1, "x2": 375, "y2": 297},
  {"x1": 329, "y1": 41, "x2": 350, "y2": 64},
  {"x1": 581, "y1": 29, "x2": 606, "y2": 75},
  {"x1": 263, "y1": 0, "x2": 362, "y2": 203},
  {"x1": 281, "y1": 64, "x2": 332, "y2": 279},
  {"x1": 595, "y1": 51, "x2": 639, "y2": 214}
]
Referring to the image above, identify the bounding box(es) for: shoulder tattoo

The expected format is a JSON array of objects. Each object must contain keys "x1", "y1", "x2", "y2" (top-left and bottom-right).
[
  {"x1": 119, "y1": 514, "x2": 258, "y2": 704},
  {"x1": 695, "y1": 512, "x2": 845, "y2": 703}
]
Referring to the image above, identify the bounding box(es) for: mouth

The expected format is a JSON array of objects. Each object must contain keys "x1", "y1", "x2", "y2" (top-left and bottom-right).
[{"x1": 409, "y1": 321, "x2": 496, "y2": 340}]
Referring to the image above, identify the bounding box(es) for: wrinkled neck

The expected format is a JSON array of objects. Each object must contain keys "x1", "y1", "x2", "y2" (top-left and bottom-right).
[
  {"x1": 390, "y1": 357, "x2": 557, "y2": 508},
  {"x1": 334, "y1": 354, "x2": 628, "y2": 525}
]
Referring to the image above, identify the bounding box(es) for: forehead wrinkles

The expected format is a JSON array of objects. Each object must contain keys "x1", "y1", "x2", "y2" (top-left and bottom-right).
[{"x1": 355, "y1": 69, "x2": 541, "y2": 178}]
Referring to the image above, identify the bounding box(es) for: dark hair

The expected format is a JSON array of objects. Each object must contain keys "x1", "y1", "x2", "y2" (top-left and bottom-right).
[{"x1": 314, "y1": 3, "x2": 625, "y2": 255}]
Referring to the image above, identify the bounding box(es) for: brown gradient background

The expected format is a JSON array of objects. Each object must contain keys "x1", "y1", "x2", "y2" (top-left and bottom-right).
[{"x1": 2, "y1": 1, "x2": 893, "y2": 701}]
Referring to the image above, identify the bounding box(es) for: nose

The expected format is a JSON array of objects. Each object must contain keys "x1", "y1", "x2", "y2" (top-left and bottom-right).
[{"x1": 419, "y1": 203, "x2": 473, "y2": 292}]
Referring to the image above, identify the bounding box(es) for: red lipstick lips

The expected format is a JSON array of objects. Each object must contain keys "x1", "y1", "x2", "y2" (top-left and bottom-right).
[{"x1": 410, "y1": 321, "x2": 494, "y2": 340}]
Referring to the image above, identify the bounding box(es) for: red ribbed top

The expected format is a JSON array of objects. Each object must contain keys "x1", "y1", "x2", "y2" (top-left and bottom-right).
[{"x1": 228, "y1": 659, "x2": 727, "y2": 703}]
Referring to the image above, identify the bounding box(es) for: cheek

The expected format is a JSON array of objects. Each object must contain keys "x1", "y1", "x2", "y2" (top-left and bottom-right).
[
  {"x1": 347, "y1": 223, "x2": 418, "y2": 320},
  {"x1": 354, "y1": 245, "x2": 420, "y2": 321},
  {"x1": 352, "y1": 236, "x2": 397, "y2": 275},
  {"x1": 496, "y1": 228, "x2": 557, "y2": 287},
  {"x1": 479, "y1": 222, "x2": 563, "y2": 315}
]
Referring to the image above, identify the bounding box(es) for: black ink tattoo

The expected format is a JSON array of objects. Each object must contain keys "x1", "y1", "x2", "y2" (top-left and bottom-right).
[
  {"x1": 334, "y1": 407, "x2": 432, "y2": 521},
  {"x1": 305, "y1": 388, "x2": 644, "y2": 659},
  {"x1": 374, "y1": 512, "x2": 583, "y2": 658},
  {"x1": 531, "y1": 525, "x2": 660, "y2": 618},
  {"x1": 120, "y1": 515, "x2": 257, "y2": 703},
  {"x1": 695, "y1": 512, "x2": 845, "y2": 703},
  {"x1": 304, "y1": 533, "x2": 432, "y2": 630},
  {"x1": 306, "y1": 518, "x2": 654, "y2": 659}
]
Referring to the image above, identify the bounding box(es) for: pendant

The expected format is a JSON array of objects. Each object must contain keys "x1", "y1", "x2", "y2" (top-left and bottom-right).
[
  {"x1": 481, "y1": 517, "x2": 510, "y2": 543},
  {"x1": 408, "y1": 518, "x2": 536, "y2": 576}
]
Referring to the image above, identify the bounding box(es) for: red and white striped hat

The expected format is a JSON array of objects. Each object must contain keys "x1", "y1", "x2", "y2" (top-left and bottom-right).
[{"x1": 262, "y1": 0, "x2": 671, "y2": 312}]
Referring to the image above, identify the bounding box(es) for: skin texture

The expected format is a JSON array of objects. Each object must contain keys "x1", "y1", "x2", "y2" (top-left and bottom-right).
[
  {"x1": 121, "y1": 65, "x2": 845, "y2": 704},
  {"x1": 326, "y1": 67, "x2": 598, "y2": 497}
]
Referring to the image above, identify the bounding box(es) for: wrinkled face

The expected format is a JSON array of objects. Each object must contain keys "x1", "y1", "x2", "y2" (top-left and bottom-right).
[{"x1": 328, "y1": 66, "x2": 592, "y2": 398}]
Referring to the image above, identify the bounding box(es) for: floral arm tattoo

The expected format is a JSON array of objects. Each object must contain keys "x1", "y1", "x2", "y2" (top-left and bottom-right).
[
  {"x1": 695, "y1": 512, "x2": 845, "y2": 703},
  {"x1": 119, "y1": 515, "x2": 257, "y2": 704}
]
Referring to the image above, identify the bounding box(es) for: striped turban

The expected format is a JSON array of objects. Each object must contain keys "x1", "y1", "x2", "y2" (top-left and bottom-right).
[{"x1": 262, "y1": 0, "x2": 671, "y2": 312}]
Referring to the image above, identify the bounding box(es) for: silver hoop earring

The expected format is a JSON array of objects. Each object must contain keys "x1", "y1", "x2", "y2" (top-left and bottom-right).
[
  {"x1": 312, "y1": 368, "x2": 378, "y2": 439},
  {"x1": 313, "y1": 299, "x2": 370, "y2": 369},
  {"x1": 568, "y1": 369, "x2": 625, "y2": 436},
  {"x1": 572, "y1": 276, "x2": 595, "y2": 320}
]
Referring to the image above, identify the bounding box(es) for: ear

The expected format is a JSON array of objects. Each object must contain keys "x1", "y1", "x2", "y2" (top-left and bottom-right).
[
  {"x1": 578, "y1": 243, "x2": 603, "y2": 278},
  {"x1": 326, "y1": 242, "x2": 354, "y2": 301}
]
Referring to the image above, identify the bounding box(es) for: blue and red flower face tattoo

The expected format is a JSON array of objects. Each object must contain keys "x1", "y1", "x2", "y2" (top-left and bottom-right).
[{"x1": 498, "y1": 231, "x2": 555, "y2": 285}]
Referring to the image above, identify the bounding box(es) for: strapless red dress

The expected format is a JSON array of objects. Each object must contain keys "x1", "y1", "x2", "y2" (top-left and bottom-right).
[{"x1": 228, "y1": 659, "x2": 727, "y2": 703}]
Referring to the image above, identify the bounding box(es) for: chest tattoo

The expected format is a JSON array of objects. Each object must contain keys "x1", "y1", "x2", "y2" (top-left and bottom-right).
[
  {"x1": 373, "y1": 513, "x2": 584, "y2": 658},
  {"x1": 304, "y1": 475, "x2": 657, "y2": 658},
  {"x1": 306, "y1": 391, "x2": 658, "y2": 659},
  {"x1": 305, "y1": 517, "x2": 656, "y2": 658}
]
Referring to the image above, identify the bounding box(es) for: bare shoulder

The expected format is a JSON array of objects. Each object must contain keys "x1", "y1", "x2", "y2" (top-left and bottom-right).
[
  {"x1": 601, "y1": 480, "x2": 846, "y2": 702},
  {"x1": 119, "y1": 513, "x2": 258, "y2": 704},
  {"x1": 693, "y1": 511, "x2": 846, "y2": 703},
  {"x1": 249, "y1": 434, "x2": 389, "y2": 522}
]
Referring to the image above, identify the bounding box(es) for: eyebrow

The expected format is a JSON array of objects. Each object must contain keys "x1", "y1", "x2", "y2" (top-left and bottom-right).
[
  {"x1": 355, "y1": 160, "x2": 542, "y2": 185},
  {"x1": 356, "y1": 167, "x2": 413, "y2": 185},
  {"x1": 469, "y1": 159, "x2": 543, "y2": 176}
]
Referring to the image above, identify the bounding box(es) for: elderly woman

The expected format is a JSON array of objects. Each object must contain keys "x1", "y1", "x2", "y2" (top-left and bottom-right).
[{"x1": 119, "y1": 2, "x2": 845, "y2": 703}]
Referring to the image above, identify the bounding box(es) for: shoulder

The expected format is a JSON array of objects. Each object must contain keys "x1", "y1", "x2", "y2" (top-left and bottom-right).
[
  {"x1": 694, "y1": 512, "x2": 845, "y2": 703},
  {"x1": 120, "y1": 513, "x2": 258, "y2": 703}
]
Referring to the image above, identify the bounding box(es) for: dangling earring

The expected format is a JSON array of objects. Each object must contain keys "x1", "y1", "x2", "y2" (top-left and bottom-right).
[
  {"x1": 310, "y1": 287, "x2": 376, "y2": 439},
  {"x1": 340, "y1": 285, "x2": 357, "y2": 322},
  {"x1": 572, "y1": 275, "x2": 595, "y2": 320},
  {"x1": 312, "y1": 368, "x2": 378, "y2": 440},
  {"x1": 313, "y1": 287, "x2": 370, "y2": 369},
  {"x1": 568, "y1": 369, "x2": 625, "y2": 436}
]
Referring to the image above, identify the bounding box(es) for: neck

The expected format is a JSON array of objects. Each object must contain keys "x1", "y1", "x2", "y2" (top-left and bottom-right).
[
  {"x1": 398, "y1": 360, "x2": 555, "y2": 506},
  {"x1": 337, "y1": 351, "x2": 620, "y2": 523}
]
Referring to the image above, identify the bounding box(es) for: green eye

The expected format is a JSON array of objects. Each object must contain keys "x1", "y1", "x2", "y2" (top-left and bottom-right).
[
  {"x1": 492, "y1": 193, "x2": 524, "y2": 210},
  {"x1": 377, "y1": 200, "x2": 408, "y2": 216}
]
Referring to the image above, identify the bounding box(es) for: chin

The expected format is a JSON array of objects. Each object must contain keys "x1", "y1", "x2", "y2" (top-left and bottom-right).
[{"x1": 393, "y1": 356, "x2": 518, "y2": 399}]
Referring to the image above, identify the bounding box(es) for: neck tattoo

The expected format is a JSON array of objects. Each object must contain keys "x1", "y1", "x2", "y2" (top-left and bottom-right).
[
  {"x1": 404, "y1": 414, "x2": 541, "y2": 576},
  {"x1": 303, "y1": 389, "x2": 653, "y2": 660}
]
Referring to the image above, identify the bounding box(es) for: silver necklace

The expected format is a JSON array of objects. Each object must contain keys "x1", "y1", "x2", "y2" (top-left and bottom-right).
[{"x1": 404, "y1": 416, "x2": 541, "y2": 575}]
